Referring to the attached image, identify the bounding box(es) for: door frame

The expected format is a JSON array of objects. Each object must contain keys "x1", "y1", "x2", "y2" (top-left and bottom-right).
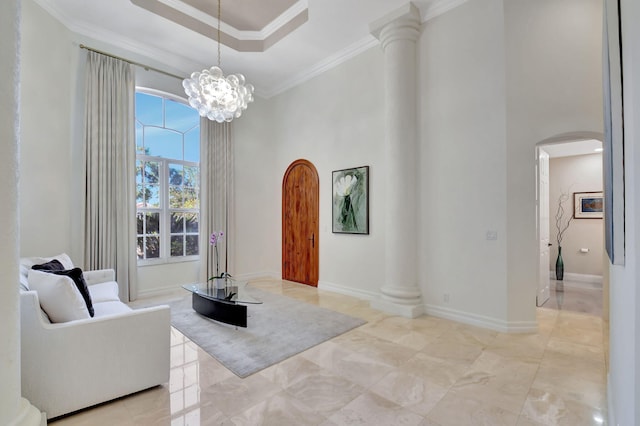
[
  {"x1": 282, "y1": 159, "x2": 320, "y2": 285},
  {"x1": 534, "y1": 134, "x2": 607, "y2": 310},
  {"x1": 536, "y1": 146, "x2": 551, "y2": 306}
]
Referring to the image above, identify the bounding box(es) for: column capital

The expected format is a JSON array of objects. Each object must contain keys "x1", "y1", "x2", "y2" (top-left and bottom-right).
[{"x1": 370, "y1": 2, "x2": 421, "y2": 46}]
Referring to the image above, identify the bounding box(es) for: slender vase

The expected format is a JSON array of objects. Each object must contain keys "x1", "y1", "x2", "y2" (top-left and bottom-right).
[{"x1": 555, "y1": 246, "x2": 564, "y2": 291}]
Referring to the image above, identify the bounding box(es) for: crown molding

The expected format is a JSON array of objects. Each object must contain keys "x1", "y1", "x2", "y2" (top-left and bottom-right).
[
  {"x1": 420, "y1": 0, "x2": 469, "y2": 22},
  {"x1": 264, "y1": 36, "x2": 378, "y2": 98},
  {"x1": 153, "y1": 0, "x2": 308, "y2": 42},
  {"x1": 266, "y1": 0, "x2": 469, "y2": 98}
]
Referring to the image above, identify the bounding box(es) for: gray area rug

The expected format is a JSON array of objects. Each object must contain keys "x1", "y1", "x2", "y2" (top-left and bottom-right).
[{"x1": 169, "y1": 287, "x2": 366, "y2": 378}]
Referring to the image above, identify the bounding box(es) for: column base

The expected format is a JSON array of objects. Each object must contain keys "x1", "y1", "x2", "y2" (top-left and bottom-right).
[
  {"x1": 9, "y1": 398, "x2": 45, "y2": 426},
  {"x1": 371, "y1": 297, "x2": 424, "y2": 318}
]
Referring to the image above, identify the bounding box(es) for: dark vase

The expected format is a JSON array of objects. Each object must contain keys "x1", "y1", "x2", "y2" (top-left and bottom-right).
[{"x1": 555, "y1": 246, "x2": 564, "y2": 281}]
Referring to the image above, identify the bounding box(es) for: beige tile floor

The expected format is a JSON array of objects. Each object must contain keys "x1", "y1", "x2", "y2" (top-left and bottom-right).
[
  {"x1": 50, "y1": 279, "x2": 608, "y2": 426},
  {"x1": 541, "y1": 280, "x2": 603, "y2": 318}
]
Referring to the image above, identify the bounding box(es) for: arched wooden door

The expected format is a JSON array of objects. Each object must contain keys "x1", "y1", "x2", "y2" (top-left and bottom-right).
[{"x1": 282, "y1": 159, "x2": 319, "y2": 286}]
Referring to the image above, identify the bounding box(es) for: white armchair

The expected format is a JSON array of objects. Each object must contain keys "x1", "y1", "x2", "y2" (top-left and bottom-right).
[{"x1": 19, "y1": 256, "x2": 171, "y2": 419}]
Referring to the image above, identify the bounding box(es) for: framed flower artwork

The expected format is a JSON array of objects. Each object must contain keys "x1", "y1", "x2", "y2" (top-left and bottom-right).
[{"x1": 332, "y1": 166, "x2": 369, "y2": 234}]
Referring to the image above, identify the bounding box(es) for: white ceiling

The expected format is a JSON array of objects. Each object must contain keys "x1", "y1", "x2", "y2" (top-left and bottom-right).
[
  {"x1": 542, "y1": 139, "x2": 603, "y2": 158},
  {"x1": 33, "y1": 0, "x2": 467, "y2": 98}
]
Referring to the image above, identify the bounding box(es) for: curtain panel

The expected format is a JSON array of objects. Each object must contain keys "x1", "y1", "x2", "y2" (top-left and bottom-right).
[
  {"x1": 199, "y1": 120, "x2": 235, "y2": 283},
  {"x1": 82, "y1": 51, "x2": 137, "y2": 301}
]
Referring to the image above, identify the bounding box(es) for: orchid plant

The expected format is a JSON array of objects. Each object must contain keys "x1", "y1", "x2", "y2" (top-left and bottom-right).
[{"x1": 208, "y1": 231, "x2": 231, "y2": 281}]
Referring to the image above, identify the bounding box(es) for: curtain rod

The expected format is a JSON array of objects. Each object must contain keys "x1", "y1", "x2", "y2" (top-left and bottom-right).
[{"x1": 79, "y1": 44, "x2": 185, "y2": 81}]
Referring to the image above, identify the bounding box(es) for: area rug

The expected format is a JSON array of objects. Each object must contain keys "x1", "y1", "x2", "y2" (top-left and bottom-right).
[{"x1": 169, "y1": 287, "x2": 366, "y2": 378}]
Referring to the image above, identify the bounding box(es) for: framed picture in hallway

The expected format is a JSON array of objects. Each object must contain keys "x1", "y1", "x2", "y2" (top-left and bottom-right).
[
  {"x1": 332, "y1": 166, "x2": 369, "y2": 234},
  {"x1": 574, "y1": 192, "x2": 604, "y2": 219}
]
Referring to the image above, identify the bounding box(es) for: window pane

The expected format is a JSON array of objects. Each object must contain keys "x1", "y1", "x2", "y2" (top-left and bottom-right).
[
  {"x1": 145, "y1": 128, "x2": 182, "y2": 158},
  {"x1": 169, "y1": 186, "x2": 183, "y2": 208},
  {"x1": 136, "y1": 93, "x2": 163, "y2": 126},
  {"x1": 146, "y1": 212, "x2": 160, "y2": 234},
  {"x1": 146, "y1": 236, "x2": 160, "y2": 258},
  {"x1": 171, "y1": 235, "x2": 184, "y2": 257},
  {"x1": 165, "y1": 99, "x2": 199, "y2": 134},
  {"x1": 144, "y1": 162, "x2": 159, "y2": 184},
  {"x1": 184, "y1": 128, "x2": 200, "y2": 162},
  {"x1": 135, "y1": 91, "x2": 201, "y2": 263},
  {"x1": 169, "y1": 164, "x2": 183, "y2": 185},
  {"x1": 186, "y1": 235, "x2": 199, "y2": 256},
  {"x1": 137, "y1": 237, "x2": 144, "y2": 259},
  {"x1": 136, "y1": 122, "x2": 144, "y2": 154},
  {"x1": 184, "y1": 166, "x2": 198, "y2": 187},
  {"x1": 136, "y1": 184, "x2": 145, "y2": 207},
  {"x1": 136, "y1": 212, "x2": 143, "y2": 234},
  {"x1": 185, "y1": 213, "x2": 198, "y2": 233},
  {"x1": 145, "y1": 185, "x2": 160, "y2": 208},
  {"x1": 136, "y1": 160, "x2": 144, "y2": 184},
  {"x1": 170, "y1": 213, "x2": 184, "y2": 233},
  {"x1": 183, "y1": 187, "x2": 199, "y2": 209}
]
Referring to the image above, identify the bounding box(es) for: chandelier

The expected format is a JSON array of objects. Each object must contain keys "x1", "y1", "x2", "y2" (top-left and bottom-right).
[{"x1": 183, "y1": 0, "x2": 254, "y2": 122}]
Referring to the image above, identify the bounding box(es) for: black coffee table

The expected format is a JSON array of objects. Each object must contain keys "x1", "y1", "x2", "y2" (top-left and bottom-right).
[{"x1": 182, "y1": 279, "x2": 261, "y2": 327}]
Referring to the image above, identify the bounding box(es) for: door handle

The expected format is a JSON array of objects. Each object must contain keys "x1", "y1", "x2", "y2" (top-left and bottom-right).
[
  {"x1": 308, "y1": 233, "x2": 315, "y2": 248},
  {"x1": 548, "y1": 243, "x2": 552, "y2": 247}
]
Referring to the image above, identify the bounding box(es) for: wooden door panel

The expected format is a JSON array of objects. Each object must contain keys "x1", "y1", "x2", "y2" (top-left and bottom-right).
[{"x1": 282, "y1": 160, "x2": 319, "y2": 286}]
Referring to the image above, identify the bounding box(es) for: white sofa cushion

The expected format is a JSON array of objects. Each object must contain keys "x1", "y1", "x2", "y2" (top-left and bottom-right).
[
  {"x1": 92, "y1": 301, "x2": 133, "y2": 317},
  {"x1": 88, "y1": 281, "x2": 121, "y2": 303},
  {"x1": 27, "y1": 270, "x2": 90, "y2": 323}
]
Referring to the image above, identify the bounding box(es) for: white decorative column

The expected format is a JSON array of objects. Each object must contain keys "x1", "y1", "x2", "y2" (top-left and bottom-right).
[
  {"x1": 370, "y1": 3, "x2": 424, "y2": 318},
  {"x1": 0, "y1": 0, "x2": 45, "y2": 424}
]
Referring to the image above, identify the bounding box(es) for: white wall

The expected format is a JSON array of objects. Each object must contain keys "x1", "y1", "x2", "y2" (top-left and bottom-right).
[
  {"x1": 549, "y1": 153, "x2": 604, "y2": 277},
  {"x1": 419, "y1": 0, "x2": 510, "y2": 326},
  {"x1": 1, "y1": 0, "x2": 24, "y2": 421},
  {"x1": 504, "y1": 0, "x2": 603, "y2": 324},
  {"x1": 19, "y1": 0, "x2": 75, "y2": 259}
]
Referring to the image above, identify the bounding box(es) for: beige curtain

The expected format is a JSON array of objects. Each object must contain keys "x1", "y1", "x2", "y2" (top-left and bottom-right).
[
  {"x1": 199, "y1": 120, "x2": 235, "y2": 283},
  {"x1": 82, "y1": 51, "x2": 137, "y2": 301}
]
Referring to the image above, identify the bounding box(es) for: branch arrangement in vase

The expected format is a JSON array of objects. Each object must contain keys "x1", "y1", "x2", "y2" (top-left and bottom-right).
[{"x1": 555, "y1": 191, "x2": 574, "y2": 247}]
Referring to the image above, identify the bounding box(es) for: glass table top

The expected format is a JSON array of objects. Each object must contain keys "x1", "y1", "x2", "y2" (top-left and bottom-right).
[{"x1": 181, "y1": 279, "x2": 262, "y2": 305}]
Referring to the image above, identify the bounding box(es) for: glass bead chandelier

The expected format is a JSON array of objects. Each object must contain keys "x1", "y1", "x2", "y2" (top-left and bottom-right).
[{"x1": 183, "y1": 0, "x2": 254, "y2": 122}]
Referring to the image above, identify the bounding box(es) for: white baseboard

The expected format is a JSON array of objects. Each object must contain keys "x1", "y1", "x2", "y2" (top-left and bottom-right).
[
  {"x1": 234, "y1": 271, "x2": 280, "y2": 282},
  {"x1": 423, "y1": 303, "x2": 538, "y2": 333},
  {"x1": 136, "y1": 284, "x2": 185, "y2": 300},
  {"x1": 317, "y1": 280, "x2": 379, "y2": 301},
  {"x1": 320, "y1": 281, "x2": 537, "y2": 333}
]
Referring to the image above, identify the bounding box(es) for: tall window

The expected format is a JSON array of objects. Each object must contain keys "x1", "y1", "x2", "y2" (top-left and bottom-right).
[{"x1": 135, "y1": 91, "x2": 200, "y2": 263}]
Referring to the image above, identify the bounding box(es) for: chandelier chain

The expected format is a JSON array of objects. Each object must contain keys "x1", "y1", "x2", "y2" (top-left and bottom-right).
[{"x1": 217, "y1": 0, "x2": 221, "y2": 68}]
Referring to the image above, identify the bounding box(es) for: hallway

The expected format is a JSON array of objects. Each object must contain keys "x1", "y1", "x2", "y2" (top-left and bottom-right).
[{"x1": 541, "y1": 279, "x2": 603, "y2": 318}]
